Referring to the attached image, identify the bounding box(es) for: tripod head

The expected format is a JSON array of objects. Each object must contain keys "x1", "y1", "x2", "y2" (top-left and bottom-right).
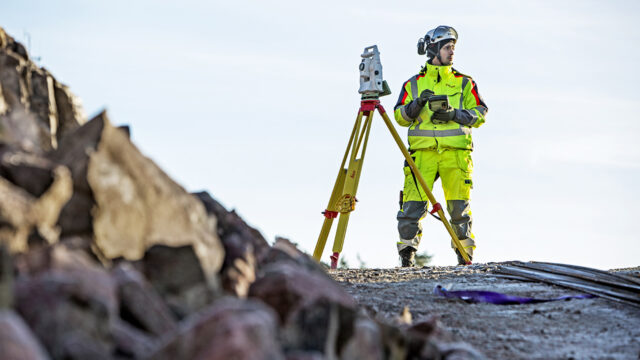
[{"x1": 358, "y1": 45, "x2": 391, "y2": 100}]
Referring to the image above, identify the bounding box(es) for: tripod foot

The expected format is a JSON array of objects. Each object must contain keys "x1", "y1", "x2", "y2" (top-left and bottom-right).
[{"x1": 330, "y1": 252, "x2": 340, "y2": 269}]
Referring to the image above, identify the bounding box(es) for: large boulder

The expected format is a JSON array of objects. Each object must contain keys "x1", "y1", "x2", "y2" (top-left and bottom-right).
[
  {"x1": 50, "y1": 111, "x2": 224, "y2": 286},
  {"x1": 14, "y1": 246, "x2": 118, "y2": 359},
  {"x1": 249, "y1": 261, "x2": 356, "y2": 324},
  {"x1": 148, "y1": 297, "x2": 284, "y2": 360}
]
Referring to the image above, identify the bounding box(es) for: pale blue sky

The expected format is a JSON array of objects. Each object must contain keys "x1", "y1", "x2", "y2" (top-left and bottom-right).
[{"x1": 2, "y1": 1, "x2": 639, "y2": 269}]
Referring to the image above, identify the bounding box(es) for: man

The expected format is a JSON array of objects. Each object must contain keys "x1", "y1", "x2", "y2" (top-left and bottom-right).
[{"x1": 393, "y1": 25, "x2": 487, "y2": 266}]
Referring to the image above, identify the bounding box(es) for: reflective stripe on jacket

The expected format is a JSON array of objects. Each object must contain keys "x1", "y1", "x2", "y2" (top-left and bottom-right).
[{"x1": 393, "y1": 63, "x2": 488, "y2": 150}]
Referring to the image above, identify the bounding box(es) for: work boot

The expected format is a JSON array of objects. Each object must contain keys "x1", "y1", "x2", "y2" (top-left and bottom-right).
[
  {"x1": 455, "y1": 249, "x2": 472, "y2": 265},
  {"x1": 399, "y1": 247, "x2": 416, "y2": 267}
]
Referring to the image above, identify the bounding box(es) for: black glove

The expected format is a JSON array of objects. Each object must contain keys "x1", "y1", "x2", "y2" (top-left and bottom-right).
[
  {"x1": 431, "y1": 106, "x2": 457, "y2": 124},
  {"x1": 404, "y1": 89, "x2": 434, "y2": 119},
  {"x1": 416, "y1": 89, "x2": 434, "y2": 107}
]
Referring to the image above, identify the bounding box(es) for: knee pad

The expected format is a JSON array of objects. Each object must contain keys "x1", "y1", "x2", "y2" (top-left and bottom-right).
[
  {"x1": 398, "y1": 222, "x2": 420, "y2": 240},
  {"x1": 447, "y1": 200, "x2": 471, "y2": 223}
]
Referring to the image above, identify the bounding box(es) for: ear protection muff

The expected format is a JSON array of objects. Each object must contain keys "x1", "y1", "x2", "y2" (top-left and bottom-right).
[{"x1": 417, "y1": 37, "x2": 426, "y2": 55}]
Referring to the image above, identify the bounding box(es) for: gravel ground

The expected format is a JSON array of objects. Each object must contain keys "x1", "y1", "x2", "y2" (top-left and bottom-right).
[{"x1": 330, "y1": 263, "x2": 640, "y2": 360}]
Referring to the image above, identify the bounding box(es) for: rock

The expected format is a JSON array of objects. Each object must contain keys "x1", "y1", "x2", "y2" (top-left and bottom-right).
[
  {"x1": 194, "y1": 191, "x2": 271, "y2": 298},
  {"x1": 430, "y1": 342, "x2": 487, "y2": 360},
  {"x1": 280, "y1": 298, "x2": 356, "y2": 357},
  {"x1": 0, "y1": 27, "x2": 6, "y2": 49},
  {"x1": 138, "y1": 245, "x2": 218, "y2": 319},
  {"x1": 148, "y1": 297, "x2": 284, "y2": 360},
  {"x1": 56, "y1": 191, "x2": 94, "y2": 236},
  {"x1": 406, "y1": 317, "x2": 438, "y2": 337},
  {"x1": 262, "y1": 237, "x2": 328, "y2": 274},
  {"x1": 111, "y1": 319, "x2": 157, "y2": 359},
  {"x1": 0, "y1": 310, "x2": 50, "y2": 360},
  {"x1": 0, "y1": 43, "x2": 54, "y2": 151},
  {"x1": 112, "y1": 262, "x2": 178, "y2": 337},
  {"x1": 117, "y1": 125, "x2": 130, "y2": 138},
  {"x1": 0, "y1": 148, "x2": 56, "y2": 197},
  {"x1": 339, "y1": 316, "x2": 384, "y2": 360},
  {"x1": 52, "y1": 81, "x2": 86, "y2": 142},
  {"x1": 194, "y1": 191, "x2": 269, "y2": 262},
  {"x1": 14, "y1": 246, "x2": 118, "y2": 359},
  {"x1": 0, "y1": 162, "x2": 72, "y2": 252},
  {"x1": 51, "y1": 111, "x2": 224, "y2": 287},
  {"x1": 0, "y1": 244, "x2": 12, "y2": 309},
  {"x1": 28, "y1": 68, "x2": 58, "y2": 149},
  {"x1": 397, "y1": 306, "x2": 413, "y2": 326},
  {"x1": 249, "y1": 261, "x2": 356, "y2": 324},
  {"x1": 0, "y1": 27, "x2": 85, "y2": 153},
  {"x1": 0, "y1": 106, "x2": 47, "y2": 153},
  {"x1": 284, "y1": 351, "x2": 325, "y2": 360},
  {"x1": 0, "y1": 27, "x2": 28, "y2": 61},
  {"x1": 0, "y1": 48, "x2": 28, "y2": 110},
  {"x1": 219, "y1": 232, "x2": 256, "y2": 298},
  {"x1": 0, "y1": 77, "x2": 8, "y2": 116},
  {"x1": 375, "y1": 322, "x2": 409, "y2": 360}
]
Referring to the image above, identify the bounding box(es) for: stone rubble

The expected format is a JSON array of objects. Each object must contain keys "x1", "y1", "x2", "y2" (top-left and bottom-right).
[{"x1": 0, "y1": 27, "x2": 484, "y2": 359}]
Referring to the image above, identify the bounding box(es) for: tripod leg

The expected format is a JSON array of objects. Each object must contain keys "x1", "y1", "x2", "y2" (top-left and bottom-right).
[
  {"x1": 313, "y1": 168, "x2": 346, "y2": 260},
  {"x1": 331, "y1": 212, "x2": 351, "y2": 267},
  {"x1": 329, "y1": 111, "x2": 374, "y2": 268},
  {"x1": 377, "y1": 107, "x2": 471, "y2": 264},
  {"x1": 313, "y1": 111, "x2": 365, "y2": 261}
]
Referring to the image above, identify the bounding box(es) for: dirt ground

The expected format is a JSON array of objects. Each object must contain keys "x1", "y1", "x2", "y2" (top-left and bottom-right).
[{"x1": 330, "y1": 263, "x2": 640, "y2": 360}]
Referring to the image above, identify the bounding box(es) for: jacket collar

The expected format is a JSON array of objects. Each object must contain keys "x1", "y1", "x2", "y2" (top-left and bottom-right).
[{"x1": 424, "y1": 62, "x2": 453, "y2": 81}]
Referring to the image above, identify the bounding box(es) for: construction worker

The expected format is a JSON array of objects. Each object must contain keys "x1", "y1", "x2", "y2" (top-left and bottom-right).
[{"x1": 394, "y1": 26, "x2": 488, "y2": 266}]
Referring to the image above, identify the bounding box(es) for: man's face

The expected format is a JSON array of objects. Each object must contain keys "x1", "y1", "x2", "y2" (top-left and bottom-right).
[{"x1": 438, "y1": 42, "x2": 455, "y2": 65}]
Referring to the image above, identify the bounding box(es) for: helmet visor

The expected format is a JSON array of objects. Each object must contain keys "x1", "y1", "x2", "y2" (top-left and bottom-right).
[{"x1": 430, "y1": 26, "x2": 458, "y2": 44}]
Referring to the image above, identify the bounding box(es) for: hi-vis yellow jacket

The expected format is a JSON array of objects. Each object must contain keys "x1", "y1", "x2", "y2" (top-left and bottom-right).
[{"x1": 394, "y1": 63, "x2": 487, "y2": 151}]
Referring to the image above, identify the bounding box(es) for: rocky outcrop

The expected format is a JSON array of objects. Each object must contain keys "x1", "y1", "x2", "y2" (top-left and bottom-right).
[
  {"x1": 49, "y1": 111, "x2": 224, "y2": 286},
  {"x1": 0, "y1": 27, "x2": 86, "y2": 153},
  {"x1": 148, "y1": 298, "x2": 284, "y2": 360}
]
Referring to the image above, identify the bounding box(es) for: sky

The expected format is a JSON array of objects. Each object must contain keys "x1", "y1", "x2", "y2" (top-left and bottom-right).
[{"x1": 2, "y1": 1, "x2": 639, "y2": 269}]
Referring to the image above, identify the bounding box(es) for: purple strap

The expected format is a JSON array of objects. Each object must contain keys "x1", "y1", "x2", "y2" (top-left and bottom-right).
[{"x1": 433, "y1": 285, "x2": 597, "y2": 305}]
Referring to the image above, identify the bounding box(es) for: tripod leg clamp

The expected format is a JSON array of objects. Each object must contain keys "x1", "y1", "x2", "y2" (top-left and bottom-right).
[
  {"x1": 430, "y1": 202, "x2": 442, "y2": 214},
  {"x1": 323, "y1": 210, "x2": 339, "y2": 219}
]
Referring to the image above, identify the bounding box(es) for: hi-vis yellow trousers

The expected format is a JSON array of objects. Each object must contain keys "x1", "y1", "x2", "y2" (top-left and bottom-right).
[{"x1": 396, "y1": 148, "x2": 476, "y2": 256}]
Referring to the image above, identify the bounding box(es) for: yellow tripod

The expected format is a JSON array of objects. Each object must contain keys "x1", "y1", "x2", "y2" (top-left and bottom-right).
[{"x1": 312, "y1": 98, "x2": 472, "y2": 268}]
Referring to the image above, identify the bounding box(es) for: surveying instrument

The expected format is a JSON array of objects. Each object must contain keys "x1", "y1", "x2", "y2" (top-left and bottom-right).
[{"x1": 312, "y1": 45, "x2": 472, "y2": 268}]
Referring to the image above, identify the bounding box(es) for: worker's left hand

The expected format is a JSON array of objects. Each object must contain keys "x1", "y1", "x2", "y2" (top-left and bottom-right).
[{"x1": 431, "y1": 107, "x2": 457, "y2": 124}]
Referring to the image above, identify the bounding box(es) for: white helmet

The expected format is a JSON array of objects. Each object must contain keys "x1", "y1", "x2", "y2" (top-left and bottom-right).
[{"x1": 417, "y1": 25, "x2": 458, "y2": 58}]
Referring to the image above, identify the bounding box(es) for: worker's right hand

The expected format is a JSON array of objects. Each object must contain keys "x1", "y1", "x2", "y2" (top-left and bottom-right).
[{"x1": 416, "y1": 89, "x2": 434, "y2": 107}]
